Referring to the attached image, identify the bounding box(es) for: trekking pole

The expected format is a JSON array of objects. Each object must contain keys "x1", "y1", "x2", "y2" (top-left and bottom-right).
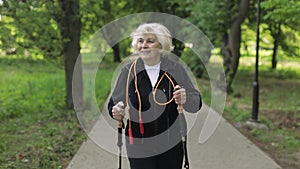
[
  {"x1": 175, "y1": 87, "x2": 189, "y2": 169},
  {"x1": 177, "y1": 104, "x2": 189, "y2": 169},
  {"x1": 117, "y1": 120, "x2": 123, "y2": 169},
  {"x1": 116, "y1": 102, "x2": 124, "y2": 169}
]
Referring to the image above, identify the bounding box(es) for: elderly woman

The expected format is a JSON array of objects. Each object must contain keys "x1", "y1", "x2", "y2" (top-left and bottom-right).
[{"x1": 108, "y1": 23, "x2": 202, "y2": 169}]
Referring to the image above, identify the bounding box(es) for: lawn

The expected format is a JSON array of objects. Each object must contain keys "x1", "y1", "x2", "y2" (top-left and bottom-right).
[
  {"x1": 0, "y1": 53, "x2": 299, "y2": 168},
  {"x1": 0, "y1": 57, "x2": 117, "y2": 168}
]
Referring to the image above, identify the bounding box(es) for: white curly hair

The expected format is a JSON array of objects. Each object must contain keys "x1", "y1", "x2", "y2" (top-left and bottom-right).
[{"x1": 130, "y1": 23, "x2": 174, "y2": 53}]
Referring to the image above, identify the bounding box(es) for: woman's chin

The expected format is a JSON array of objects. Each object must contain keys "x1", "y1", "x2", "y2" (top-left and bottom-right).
[{"x1": 139, "y1": 53, "x2": 152, "y2": 60}]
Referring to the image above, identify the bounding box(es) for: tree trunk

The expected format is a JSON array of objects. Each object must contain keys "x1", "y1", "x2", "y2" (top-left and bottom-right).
[
  {"x1": 102, "y1": 0, "x2": 121, "y2": 63},
  {"x1": 222, "y1": 0, "x2": 249, "y2": 92},
  {"x1": 100, "y1": 22, "x2": 121, "y2": 63},
  {"x1": 272, "y1": 23, "x2": 281, "y2": 69},
  {"x1": 58, "y1": 0, "x2": 82, "y2": 109},
  {"x1": 221, "y1": 32, "x2": 230, "y2": 75},
  {"x1": 112, "y1": 43, "x2": 121, "y2": 62}
]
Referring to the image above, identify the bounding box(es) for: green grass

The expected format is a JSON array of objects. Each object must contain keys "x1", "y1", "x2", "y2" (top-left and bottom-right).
[
  {"x1": 0, "y1": 57, "x2": 117, "y2": 169},
  {"x1": 0, "y1": 58, "x2": 80, "y2": 168}
]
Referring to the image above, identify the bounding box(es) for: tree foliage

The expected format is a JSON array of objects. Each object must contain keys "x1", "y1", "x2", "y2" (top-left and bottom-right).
[
  {"x1": 261, "y1": 0, "x2": 300, "y2": 58},
  {"x1": 0, "y1": 0, "x2": 300, "y2": 99},
  {"x1": 0, "y1": 0, "x2": 62, "y2": 59},
  {"x1": 189, "y1": 0, "x2": 249, "y2": 92},
  {"x1": 261, "y1": 0, "x2": 300, "y2": 30},
  {"x1": 188, "y1": 0, "x2": 237, "y2": 46}
]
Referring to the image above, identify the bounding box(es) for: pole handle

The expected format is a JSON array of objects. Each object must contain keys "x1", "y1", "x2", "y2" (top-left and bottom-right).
[{"x1": 117, "y1": 120, "x2": 123, "y2": 128}]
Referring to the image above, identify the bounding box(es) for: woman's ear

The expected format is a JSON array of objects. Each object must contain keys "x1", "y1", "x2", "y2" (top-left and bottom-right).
[{"x1": 159, "y1": 43, "x2": 163, "y2": 49}]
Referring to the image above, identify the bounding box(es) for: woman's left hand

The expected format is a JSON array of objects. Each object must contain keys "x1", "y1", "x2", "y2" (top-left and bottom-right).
[{"x1": 173, "y1": 85, "x2": 186, "y2": 105}]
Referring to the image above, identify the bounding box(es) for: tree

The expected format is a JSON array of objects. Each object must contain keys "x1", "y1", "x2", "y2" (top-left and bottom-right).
[
  {"x1": 261, "y1": 0, "x2": 300, "y2": 68},
  {"x1": 189, "y1": 0, "x2": 249, "y2": 92},
  {"x1": 222, "y1": 0, "x2": 249, "y2": 92},
  {"x1": 0, "y1": 0, "x2": 82, "y2": 108}
]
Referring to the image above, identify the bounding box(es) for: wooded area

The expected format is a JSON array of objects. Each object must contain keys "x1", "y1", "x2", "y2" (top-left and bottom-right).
[
  {"x1": 1, "y1": 1, "x2": 300, "y2": 169},
  {"x1": 0, "y1": 0, "x2": 299, "y2": 107}
]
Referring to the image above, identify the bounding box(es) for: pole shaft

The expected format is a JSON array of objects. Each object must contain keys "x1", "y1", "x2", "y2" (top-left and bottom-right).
[{"x1": 117, "y1": 122, "x2": 123, "y2": 169}]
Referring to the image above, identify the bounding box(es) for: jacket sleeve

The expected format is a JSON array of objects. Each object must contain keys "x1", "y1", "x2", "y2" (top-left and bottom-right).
[
  {"x1": 173, "y1": 63, "x2": 202, "y2": 113},
  {"x1": 107, "y1": 66, "x2": 129, "y2": 118}
]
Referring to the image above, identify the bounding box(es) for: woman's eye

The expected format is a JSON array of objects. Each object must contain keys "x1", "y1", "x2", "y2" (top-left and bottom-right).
[
  {"x1": 138, "y1": 39, "x2": 144, "y2": 43},
  {"x1": 147, "y1": 39, "x2": 155, "y2": 43},
  {"x1": 138, "y1": 38, "x2": 155, "y2": 44}
]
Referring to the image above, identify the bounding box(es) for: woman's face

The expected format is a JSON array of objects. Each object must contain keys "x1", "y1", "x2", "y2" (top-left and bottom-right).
[{"x1": 136, "y1": 33, "x2": 162, "y2": 65}]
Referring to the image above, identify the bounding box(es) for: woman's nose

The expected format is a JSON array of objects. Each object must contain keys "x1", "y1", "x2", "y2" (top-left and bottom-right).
[{"x1": 141, "y1": 41, "x2": 148, "y2": 48}]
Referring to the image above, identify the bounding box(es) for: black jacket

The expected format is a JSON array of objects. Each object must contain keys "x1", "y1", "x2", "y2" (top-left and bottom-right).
[{"x1": 108, "y1": 55, "x2": 201, "y2": 148}]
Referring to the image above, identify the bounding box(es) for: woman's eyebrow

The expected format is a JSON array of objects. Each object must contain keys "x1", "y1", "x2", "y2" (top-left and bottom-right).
[{"x1": 137, "y1": 37, "x2": 156, "y2": 41}]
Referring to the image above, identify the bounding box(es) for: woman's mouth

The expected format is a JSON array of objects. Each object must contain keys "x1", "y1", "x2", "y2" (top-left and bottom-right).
[{"x1": 140, "y1": 50, "x2": 151, "y2": 55}]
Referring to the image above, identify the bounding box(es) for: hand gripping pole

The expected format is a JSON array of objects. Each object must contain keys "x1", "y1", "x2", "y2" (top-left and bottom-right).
[
  {"x1": 175, "y1": 86, "x2": 189, "y2": 169},
  {"x1": 116, "y1": 102, "x2": 124, "y2": 169}
]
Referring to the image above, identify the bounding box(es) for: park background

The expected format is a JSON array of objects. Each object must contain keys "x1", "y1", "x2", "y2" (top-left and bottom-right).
[{"x1": 0, "y1": 0, "x2": 299, "y2": 168}]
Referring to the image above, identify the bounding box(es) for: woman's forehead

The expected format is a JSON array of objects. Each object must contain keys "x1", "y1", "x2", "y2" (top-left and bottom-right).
[{"x1": 136, "y1": 33, "x2": 158, "y2": 39}]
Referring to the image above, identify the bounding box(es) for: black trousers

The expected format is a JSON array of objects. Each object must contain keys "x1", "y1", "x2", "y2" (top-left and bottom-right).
[{"x1": 128, "y1": 142, "x2": 183, "y2": 169}]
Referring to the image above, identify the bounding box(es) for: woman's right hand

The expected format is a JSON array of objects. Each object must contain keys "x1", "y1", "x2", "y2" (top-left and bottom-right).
[{"x1": 112, "y1": 101, "x2": 125, "y2": 121}]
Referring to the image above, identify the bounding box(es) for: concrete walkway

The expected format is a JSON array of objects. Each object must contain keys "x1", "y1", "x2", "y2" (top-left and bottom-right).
[{"x1": 66, "y1": 104, "x2": 281, "y2": 169}]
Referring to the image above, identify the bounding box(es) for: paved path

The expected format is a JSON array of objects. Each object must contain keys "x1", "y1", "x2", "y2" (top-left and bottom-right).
[{"x1": 66, "y1": 104, "x2": 281, "y2": 169}]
